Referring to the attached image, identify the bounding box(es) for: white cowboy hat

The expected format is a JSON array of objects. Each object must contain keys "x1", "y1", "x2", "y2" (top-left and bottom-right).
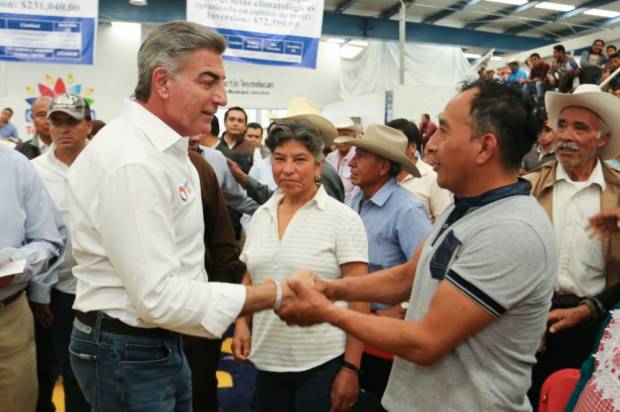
[
  {"x1": 333, "y1": 117, "x2": 355, "y2": 130},
  {"x1": 271, "y1": 98, "x2": 338, "y2": 147},
  {"x1": 335, "y1": 124, "x2": 421, "y2": 177},
  {"x1": 545, "y1": 83, "x2": 620, "y2": 160}
]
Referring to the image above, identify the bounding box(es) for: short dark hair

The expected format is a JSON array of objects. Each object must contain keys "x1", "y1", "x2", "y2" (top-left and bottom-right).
[
  {"x1": 3, "y1": 107, "x2": 13, "y2": 114},
  {"x1": 211, "y1": 116, "x2": 220, "y2": 136},
  {"x1": 461, "y1": 79, "x2": 542, "y2": 170},
  {"x1": 386, "y1": 118, "x2": 422, "y2": 149},
  {"x1": 530, "y1": 53, "x2": 541, "y2": 59},
  {"x1": 388, "y1": 161, "x2": 402, "y2": 178},
  {"x1": 247, "y1": 122, "x2": 263, "y2": 132},
  {"x1": 609, "y1": 53, "x2": 620, "y2": 60},
  {"x1": 509, "y1": 61, "x2": 519, "y2": 66},
  {"x1": 608, "y1": 45, "x2": 617, "y2": 51},
  {"x1": 553, "y1": 44, "x2": 566, "y2": 54},
  {"x1": 422, "y1": 113, "x2": 430, "y2": 120},
  {"x1": 224, "y1": 106, "x2": 247, "y2": 123},
  {"x1": 84, "y1": 103, "x2": 92, "y2": 121},
  {"x1": 594, "y1": 39, "x2": 605, "y2": 46},
  {"x1": 267, "y1": 121, "x2": 278, "y2": 134},
  {"x1": 265, "y1": 121, "x2": 324, "y2": 161}
]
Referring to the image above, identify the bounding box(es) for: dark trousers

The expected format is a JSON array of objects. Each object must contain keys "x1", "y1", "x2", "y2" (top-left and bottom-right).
[
  {"x1": 183, "y1": 336, "x2": 222, "y2": 412},
  {"x1": 528, "y1": 302, "x2": 604, "y2": 411},
  {"x1": 254, "y1": 355, "x2": 342, "y2": 412},
  {"x1": 359, "y1": 353, "x2": 391, "y2": 412},
  {"x1": 49, "y1": 290, "x2": 90, "y2": 412},
  {"x1": 34, "y1": 315, "x2": 57, "y2": 412}
]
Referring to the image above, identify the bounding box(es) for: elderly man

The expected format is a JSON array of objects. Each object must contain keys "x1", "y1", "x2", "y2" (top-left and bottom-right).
[
  {"x1": 337, "y1": 124, "x2": 431, "y2": 403},
  {"x1": 15, "y1": 96, "x2": 53, "y2": 159},
  {"x1": 65, "y1": 21, "x2": 295, "y2": 411},
  {"x1": 0, "y1": 144, "x2": 65, "y2": 412},
  {"x1": 525, "y1": 84, "x2": 620, "y2": 408},
  {"x1": 31, "y1": 93, "x2": 92, "y2": 412},
  {"x1": 326, "y1": 117, "x2": 360, "y2": 205},
  {"x1": 279, "y1": 80, "x2": 558, "y2": 411}
]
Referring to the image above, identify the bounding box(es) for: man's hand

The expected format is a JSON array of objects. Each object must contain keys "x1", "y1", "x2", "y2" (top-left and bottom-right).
[
  {"x1": 32, "y1": 303, "x2": 54, "y2": 328},
  {"x1": 231, "y1": 318, "x2": 252, "y2": 362},
  {"x1": 376, "y1": 304, "x2": 406, "y2": 319},
  {"x1": 289, "y1": 269, "x2": 317, "y2": 289},
  {"x1": 587, "y1": 208, "x2": 620, "y2": 239},
  {"x1": 226, "y1": 158, "x2": 248, "y2": 187},
  {"x1": 330, "y1": 369, "x2": 359, "y2": 412},
  {"x1": 548, "y1": 305, "x2": 592, "y2": 334},
  {"x1": 277, "y1": 278, "x2": 336, "y2": 326}
]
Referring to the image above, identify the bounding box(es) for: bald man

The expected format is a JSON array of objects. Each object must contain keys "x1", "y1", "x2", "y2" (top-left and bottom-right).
[{"x1": 15, "y1": 96, "x2": 53, "y2": 159}]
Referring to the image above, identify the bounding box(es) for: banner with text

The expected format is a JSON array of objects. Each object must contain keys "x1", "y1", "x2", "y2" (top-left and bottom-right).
[
  {"x1": 187, "y1": 0, "x2": 323, "y2": 69},
  {"x1": 0, "y1": 1, "x2": 97, "y2": 65}
]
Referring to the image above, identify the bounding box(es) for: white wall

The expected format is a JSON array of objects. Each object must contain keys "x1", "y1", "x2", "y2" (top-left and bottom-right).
[
  {"x1": 0, "y1": 21, "x2": 141, "y2": 138},
  {"x1": 1, "y1": 23, "x2": 342, "y2": 139},
  {"x1": 322, "y1": 91, "x2": 386, "y2": 128},
  {"x1": 393, "y1": 85, "x2": 457, "y2": 123}
]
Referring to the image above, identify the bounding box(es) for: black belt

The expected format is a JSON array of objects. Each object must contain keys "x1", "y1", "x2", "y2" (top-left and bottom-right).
[
  {"x1": 552, "y1": 293, "x2": 582, "y2": 308},
  {"x1": 0, "y1": 290, "x2": 24, "y2": 309},
  {"x1": 75, "y1": 311, "x2": 177, "y2": 339}
]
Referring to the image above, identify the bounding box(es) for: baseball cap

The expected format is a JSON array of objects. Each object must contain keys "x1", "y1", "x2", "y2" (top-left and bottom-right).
[{"x1": 47, "y1": 93, "x2": 90, "y2": 120}]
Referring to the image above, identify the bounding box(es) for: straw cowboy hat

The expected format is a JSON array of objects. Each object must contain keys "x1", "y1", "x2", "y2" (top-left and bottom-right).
[
  {"x1": 333, "y1": 117, "x2": 355, "y2": 129},
  {"x1": 335, "y1": 124, "x2": 421, "y2": 177},
  {"x1": 546, "y1": 83, "x2": 620, "y2": 160},
  {"x1": 271, "y1": 98, "x2": 338, "y2": 146}
]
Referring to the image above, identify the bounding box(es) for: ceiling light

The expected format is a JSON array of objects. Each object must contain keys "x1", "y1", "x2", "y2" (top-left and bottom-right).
[
  {"x1": 463, "y1": 52, "x2": 482, "y2": 59},
  {"x1": 348, "y1": 40, "x2": 368, "y2": 47},
  {"x1": 340, "y1": 44, "x2": 364, "y2": 59},
  {"x1": 327, "y1": 38, "x2": 346, "y2": 44},
  {"x1": 129, "y1": 0, "x2": 148, "y2": 6},
  {"x1": 584, "y1": 8, "x2": 620, "y2": 18},
  {"x1": 535, "y1": 2, "x2": 575, "y2": 12},
  {"x1": 484, "y1": 0, "x2": 528, "y2": 5}
]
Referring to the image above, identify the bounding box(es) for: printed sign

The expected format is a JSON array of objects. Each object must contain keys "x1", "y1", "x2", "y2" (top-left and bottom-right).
[
  {"x1": 0, "y1": 1, "x2": 98, "y2": 65},
  {"x1": 187, "y1": 0, "x2": 323, "y2": 69}
]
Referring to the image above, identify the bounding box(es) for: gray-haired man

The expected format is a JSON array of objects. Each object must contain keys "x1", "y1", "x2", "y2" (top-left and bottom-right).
[{"x1": 66, "y1": 21, "x2": 293, "y2": 411}]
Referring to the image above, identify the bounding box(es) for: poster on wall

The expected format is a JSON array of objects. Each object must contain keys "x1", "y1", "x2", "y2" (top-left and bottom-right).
[
  {"x1": 0, "y1": 0, "x2": 97, "y2": 65},
  {"x1": 187, "y1": 0, "x2": 324, "y2": 69}
]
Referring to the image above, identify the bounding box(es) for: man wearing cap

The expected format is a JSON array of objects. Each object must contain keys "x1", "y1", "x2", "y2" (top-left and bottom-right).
[
  {"x1": 525, "y1": 84, "x2": 620, "y2": 408},
  {"x1": 337, "y1": 124, "x2": 431, "y2": 404},
  {"x1": 279, "y1": 80, "x2": 558, "y2": 411},
  {"x1": 31, "y1": 93, "x2": 91, "y2": 412},
  {"x1": 65, "y1": 21, "x2": 296, "y2": 411},
  {"x1": 15, "y1": 96, "x2": 54, "y2": 160},
  {"x1": 326, "y1": 117, "x2": 360, "y2": 206}
]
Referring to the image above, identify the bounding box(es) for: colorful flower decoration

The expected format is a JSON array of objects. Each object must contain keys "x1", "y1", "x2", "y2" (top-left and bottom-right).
[{"x1": 25, "y1": 75, "x2": 94, "y2": 107}]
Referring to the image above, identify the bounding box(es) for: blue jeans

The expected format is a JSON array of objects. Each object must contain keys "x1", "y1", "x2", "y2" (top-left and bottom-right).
[
  {"x1": 69, "y1": 313, "x2": 192, "y2": 412},
  {"x1": 254, "y1": 355, "x2": 342, "y2": 412}
]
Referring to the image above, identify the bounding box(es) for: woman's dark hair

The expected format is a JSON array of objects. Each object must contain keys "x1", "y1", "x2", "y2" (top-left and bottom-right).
[
  {"x1": 265, "y1": 121, "x2": 324, "y2": 162},
  {"x1": 461, "y1": 79, "x2": 543, "y2": 170}
]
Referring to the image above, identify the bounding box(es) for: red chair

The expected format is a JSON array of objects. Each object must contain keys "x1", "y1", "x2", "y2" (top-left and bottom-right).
[{"x1": 538, "y1": 368, "x2": 581, "y2": 412}]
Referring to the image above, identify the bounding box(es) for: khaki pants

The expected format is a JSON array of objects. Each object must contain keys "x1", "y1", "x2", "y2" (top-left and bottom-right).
[{"x1": 0, "y1": 293, "x2": 38, "y2": 412}]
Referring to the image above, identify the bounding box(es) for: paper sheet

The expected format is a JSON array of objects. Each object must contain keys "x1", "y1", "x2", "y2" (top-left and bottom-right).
[{"x1": 0, "y1": 259, "x2": 26, "y2": 278}]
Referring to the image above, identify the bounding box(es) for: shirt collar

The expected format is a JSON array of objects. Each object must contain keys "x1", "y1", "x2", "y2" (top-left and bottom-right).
[
  {"x1": 453, "y1": 178, "x2": 532, "y2": 209},
  {"x1": 556, "y1": 158, "x2": 607, "y2": 191},
  {"x1": 123, "y1": 99, "x2": 185, "y2": 152},
  {"x1": 266, "y1": 185, "x2": 329, "y2": 216},
  {"x1": 367, "y1": 178, "x2": 399, "y2": 207}
]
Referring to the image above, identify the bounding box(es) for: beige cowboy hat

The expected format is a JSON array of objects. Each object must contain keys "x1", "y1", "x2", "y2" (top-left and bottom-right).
[
  {"x1": 271, "y1": 98, "x2": 338, "y2": 146},
  {"x1": 546, "y1": 83, "x2": 620, "y2": 160},
  {"x1": 333, "y1": 117, "x2": 355, "y2": 129},
  {"x1": 335, "y1": 124, "x2": 421, "y2": 177}
]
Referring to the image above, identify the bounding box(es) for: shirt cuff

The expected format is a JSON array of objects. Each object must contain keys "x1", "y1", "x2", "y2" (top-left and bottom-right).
[
  {"x1": 27, "y1": 282, "x2": 52, "y2": 304},
  {"x1": 201, "y1": 283, "x2": 246, "y2": 338}
]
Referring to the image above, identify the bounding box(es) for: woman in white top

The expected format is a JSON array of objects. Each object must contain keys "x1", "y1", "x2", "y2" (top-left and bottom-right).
[{"x1": 232, "y1": 121, "x2": 369, "y2": 412}]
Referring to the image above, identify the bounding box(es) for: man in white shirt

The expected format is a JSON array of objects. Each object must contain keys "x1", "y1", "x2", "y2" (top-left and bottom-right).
[
  {"x1": 32, "y1": 93, "x2": 92, "y2": 412},
  {"x1": 525, "y1": 84, "x2": 620, "y2": 408},
  {"x1": 388, "y1": 118, "x2": 452, "y2": 223},
  {"x1": 65, "y1": 21, "x2": 293, "y2": 412},
  {"x1": 325, "y1": 117, "x2": 360, "y2": 205}
]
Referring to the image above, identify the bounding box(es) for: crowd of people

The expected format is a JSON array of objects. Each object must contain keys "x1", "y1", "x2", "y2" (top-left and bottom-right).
[{"x1": 2, "y1": 19, "x2": 620, "y2": 412}]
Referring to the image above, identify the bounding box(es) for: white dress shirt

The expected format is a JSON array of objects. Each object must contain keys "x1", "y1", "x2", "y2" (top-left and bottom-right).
[
  {"x1": 400, "y1": 158, "x2": 452, "y2": 223},
  {"x1": 32, "y1": 146, "x2": 77, "y2": 295},
  {"x1": 325, "y1": 147, "x2": 359, "y2": 206},
  {"x1": 552, "y1": 160, "x2": 606, "y2": 297},
  {"x1": 66, "y1": 100, "x2": 246, "y2": 338}
]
